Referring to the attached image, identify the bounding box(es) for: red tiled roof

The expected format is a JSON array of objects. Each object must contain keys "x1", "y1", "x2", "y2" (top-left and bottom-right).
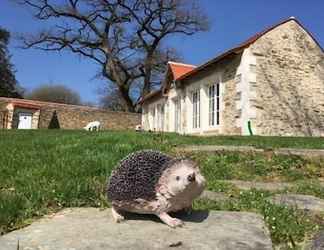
[
  {"x1": 177, "y1": 17, "x2": 324, "y2": 81},
  {"x1": 168, "y1": 61, "x2": 196, "y2": 80},
  {"x1": 138, "y1": 61, "x2": 196, "y2": 104}
]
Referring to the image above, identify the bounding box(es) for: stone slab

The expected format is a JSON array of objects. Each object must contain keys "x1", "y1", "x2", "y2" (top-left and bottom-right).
[
  {"x1": 199, "y1": 190, "x2": 231, "y2": 202},
  {"x1": 177, "y1": 145, "x2": 324, "y2": 159},
  {"x1": 271, "y1": 194, "x2": 324, "y2": 213},
  {"x1": 308, "y1": 230, "x2": 324, "y2": 250},
  {"x1": 177, "y1": 145, "x2": 264, "y2": 153},
  {"x1": 0, "y1": 208, "x2": 272, "y2": 250},
  {"x1": 225, "y1": 180, "x2": 294, "y2": 191}
]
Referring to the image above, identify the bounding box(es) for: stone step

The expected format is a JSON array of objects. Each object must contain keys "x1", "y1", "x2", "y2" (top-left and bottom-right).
[
  {"x1": 200, "y1": 190, "x2": 324, "y2": 214},
  {"x1": 224, "y1": 180, "x2": 295, "y2": 191},
  {"x1": 270, "y1": 194, "x2": 324, "y2": 213},
  {"x1": 199, "y1": 190, "x2": 230, "y2": 202},
  {"x1": 0, "y1": 208, "x2": 272, "y2": 250},
  {"x1": 177, "y1": 145, "x2": 324, "y2": 159},
  {"x1": 221, "y1": 180, "x2": 324, "y2": 192}
]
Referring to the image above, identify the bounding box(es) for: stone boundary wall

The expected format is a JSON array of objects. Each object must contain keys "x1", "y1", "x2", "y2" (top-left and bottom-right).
[
  {"x1": 0, "y1": 101, "x2": 7, "y2": 129},
  {"x1": 37, "y1": 103, "x2": 141, "y2": 130}
]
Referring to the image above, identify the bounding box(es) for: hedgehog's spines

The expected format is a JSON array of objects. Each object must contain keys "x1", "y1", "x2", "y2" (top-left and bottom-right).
[{"x1": 107, "y1": 150, "x2": 174, "y2": 202}]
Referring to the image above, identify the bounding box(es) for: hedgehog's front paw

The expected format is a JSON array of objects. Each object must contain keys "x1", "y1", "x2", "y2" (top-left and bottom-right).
[
  {"x1": 114, "y1": 213, "x2": 125, "y2": 223},
  {"x1": 169, "y1": 218, "x2": 184, "y2": 228},
  {"x1": 111, "y1": 207, "x2": 125, "y2": 223},
  {"x1": 157, "y1": 212, "x2": 184, "y2": 228}
]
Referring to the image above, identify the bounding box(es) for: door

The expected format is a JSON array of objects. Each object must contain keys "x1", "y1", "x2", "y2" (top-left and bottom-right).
[{"x1": 18, "y1": 113, "x2": 32, "y2": 129}]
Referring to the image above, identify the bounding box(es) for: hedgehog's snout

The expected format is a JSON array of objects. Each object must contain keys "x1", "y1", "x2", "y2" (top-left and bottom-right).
[{"x1": 187, "y1": 172, "x2": 196, "y2": 182}]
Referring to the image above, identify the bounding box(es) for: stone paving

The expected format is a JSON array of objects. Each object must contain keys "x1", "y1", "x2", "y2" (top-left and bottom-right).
[
  {"x1": 271, "y1": 194, "x2": 324, "y2": 213},
  {"x1": 177, "y1": 145, "x2": 324, "y2": 159},
  {"x1": 0, "y1": 208, "x2": 272, "y2": 250},
  {"x1": 224, "y1": 180, "x2": 295, "y2": 191}
]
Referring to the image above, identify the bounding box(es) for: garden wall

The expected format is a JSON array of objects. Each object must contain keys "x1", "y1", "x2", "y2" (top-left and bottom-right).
[{"x1": 38, "y1": 103, "x2": 141, "y2": 130}]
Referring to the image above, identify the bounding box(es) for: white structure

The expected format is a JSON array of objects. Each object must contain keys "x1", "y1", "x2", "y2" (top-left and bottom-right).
[{"x1": 139, "y1": 18, "x2": 324, "y2": 136}]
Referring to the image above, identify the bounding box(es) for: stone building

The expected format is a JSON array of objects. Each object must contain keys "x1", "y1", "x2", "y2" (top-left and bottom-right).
[
  {"x1": 0, "y1": 97, "x2": 140, "y2": 130},
  {"x1": 139, "y1": 17, "x2": 324, "y2": 136}
]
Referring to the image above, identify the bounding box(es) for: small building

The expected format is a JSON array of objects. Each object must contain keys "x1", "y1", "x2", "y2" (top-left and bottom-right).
[
  {"x1": 139, "y1": 17, "x2": 324, "y2": 136},
  {"x1": 0, "y1": 97, "x2": 140, "y2": 130}
]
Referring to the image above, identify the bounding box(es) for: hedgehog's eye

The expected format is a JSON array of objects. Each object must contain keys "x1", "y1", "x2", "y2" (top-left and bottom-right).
[{"x1": 176, "y1": 176, "x2": 180, "y2": 181}]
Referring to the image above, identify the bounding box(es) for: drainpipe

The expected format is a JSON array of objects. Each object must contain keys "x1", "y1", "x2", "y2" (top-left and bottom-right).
[{"x1": 248, "y1": 120, "x2": 254, "y2": 136}]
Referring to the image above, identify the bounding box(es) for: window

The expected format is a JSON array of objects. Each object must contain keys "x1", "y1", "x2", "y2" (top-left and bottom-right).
[
  {"x1": 156, "y1": 104, "x2": 161, "y2": 130},
  {"x1": 160, "y1": 104, "x2": 164, "y2": 130},
  {"x1": 192, "y1": 90, "x2": 200, "y2": 129},
  {"x1": 174, "y1": 99, "x2": 181, "y2": 132},
  {"x1": 208, "y1": 83, "x2": 220, "y2": 126},
  {"x1": 157, "y1": 104, "x2": 164, "y2": 131},
  {"x1": 151, "y1": 107, "x2": 156, "y2": 130},
  {"x1": 154, "y1": 104, "x2": 164, "y2": 131}
]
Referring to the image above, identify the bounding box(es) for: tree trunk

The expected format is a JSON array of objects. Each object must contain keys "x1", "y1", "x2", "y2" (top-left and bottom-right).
[
  {"x1": 118, "y1": 85, "x2": 135, "y2": 112},
  {"x1": 142, "y1": 57, "x2": 152, "y2": 96},
  {"x1": 105, "y1": 58, "x2": 136, "y2": 112}
]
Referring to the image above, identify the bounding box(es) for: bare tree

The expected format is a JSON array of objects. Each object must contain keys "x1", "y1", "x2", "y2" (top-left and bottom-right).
[
  {"x1": 99, "y1": 46, "x2": 181, "y2": 111},
  {"x1": 26, "y1": 84, "x2": 81, "y2": 105},
  {"x1": 17, "y1": 0, "x2": 208, "y2": 112}
]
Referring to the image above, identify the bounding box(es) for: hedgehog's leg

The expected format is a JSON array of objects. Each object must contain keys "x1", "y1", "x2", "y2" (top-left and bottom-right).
[
  {"x1": 111, "y1": 206, "x2": 125, "y2": 223},
  {"x1": 157, "y1": 212, "x2": 184, "y2": 228}
]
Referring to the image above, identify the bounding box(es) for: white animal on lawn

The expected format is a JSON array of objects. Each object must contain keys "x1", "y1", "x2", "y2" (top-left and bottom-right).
[
  {"x1": 135, "y1": 124, "x2": 142, "y2": 132},
  {"x1": 84, "y1": 121, "x2": 101, "y2": 131}
]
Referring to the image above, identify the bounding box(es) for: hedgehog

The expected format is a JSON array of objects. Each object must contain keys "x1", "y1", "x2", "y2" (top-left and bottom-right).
[{"x1": 107, "y1": 150, "x2": 206, "y2": 228}]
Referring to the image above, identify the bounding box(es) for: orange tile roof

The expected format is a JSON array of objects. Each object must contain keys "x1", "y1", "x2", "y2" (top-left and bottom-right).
[
  {"x1": 168, "y1": 61, "x2": 196, "y2": 80},
  {"x1": 138, "y1": 61, "x2": 196, "y2": 104}
]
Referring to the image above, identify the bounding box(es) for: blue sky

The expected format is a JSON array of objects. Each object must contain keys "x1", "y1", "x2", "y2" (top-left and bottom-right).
[{"x1": 1, "y1": 0, "x2": 324, "y2": 104}]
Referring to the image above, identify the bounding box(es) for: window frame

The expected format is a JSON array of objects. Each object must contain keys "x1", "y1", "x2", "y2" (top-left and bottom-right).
[
  {"x1": 192, "y1": 89, "x2": 200, "y2": 129},
  {"x1": 208, "y1": 82, "x2": 221, "y2": 127},
  {"x1": 174, "y1": 98, "x2": 181, "y2": 132}
]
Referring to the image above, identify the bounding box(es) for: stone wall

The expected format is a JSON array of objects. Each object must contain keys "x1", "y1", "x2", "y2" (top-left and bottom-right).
[
  {"x1": 234, "y1": 48, "x2": 257, "y2": 135},
  {"x1": 37, "y1": 103, "x2": 140, "y2": 130},
  {"x1": 250, "y1": 20, "x2": 324, "y2": 136},
  {"x1": 221, "y1": 54, "x2": 243, "y2": 135},
  {"x1": 0, "y1": 102, "x2": 6, "y2": 129},
  {"x1": 0, "y1": 111, "x2": 4, "y2": 129}
]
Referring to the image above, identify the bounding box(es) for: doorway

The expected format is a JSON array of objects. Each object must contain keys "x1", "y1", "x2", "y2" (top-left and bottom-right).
[{"x1": 18, "y1": 113, "x2": 32, "y2": 129}]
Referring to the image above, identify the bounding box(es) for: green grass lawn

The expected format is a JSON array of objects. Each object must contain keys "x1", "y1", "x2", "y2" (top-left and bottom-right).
[
  {"x1": 190, "y1": 152, "x2": 324, "y2": 182},
  {"x1": 1, "y1": 130, "x2": 324, "y2": 247}
]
